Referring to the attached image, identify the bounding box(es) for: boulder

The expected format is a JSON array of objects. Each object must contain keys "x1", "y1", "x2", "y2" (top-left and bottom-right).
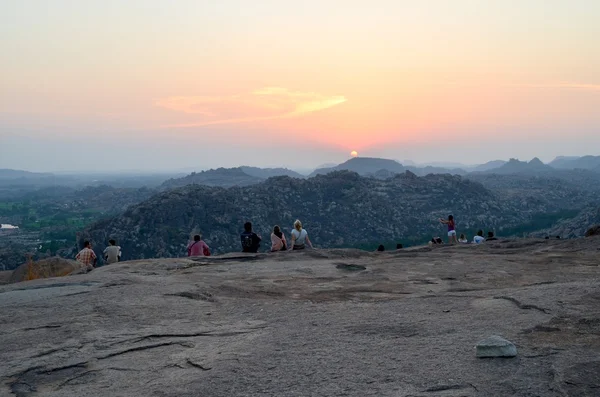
[
  {"x1": 585, "y1": 225, "x2": 600, "y2": 237},
  {"x1": 9, "y1": 257, "x2": 86, "y2": 283},
  {"x1": 476, "y1": 335, "x2": 517, "y2": 358}
]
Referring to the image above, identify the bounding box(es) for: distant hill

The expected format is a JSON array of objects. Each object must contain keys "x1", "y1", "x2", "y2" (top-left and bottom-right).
[
  {"x1": 471, "y1": 160, "x2": 507, "y2": 172},
  {"x1": 308, "y1": 157, "x2": 464, "y2": 178},
  {"x1": 549, "y1": 155, "x2": 600, "y2": 171},
  {"x1": 477, "y1": 158, "x2": 552, "y2": 175},
  {"x1": 160, "y1": 167, "x2": 265, "y2": 190},
  {"x1": 160, "y1": 166, "x2": 305, "y2": 190},
  {"x1": 548, "y1": 156, "x2": 581, "y2": 168},
  {"x1": 0, "y1": 169, "x2": 53, "y2": 179},
  {"x1": 239, "y1": 166, "x2": 304, "y2": 179},
  {"x1": 309, "y1": 157, "x2": 406, "y2": 177}
]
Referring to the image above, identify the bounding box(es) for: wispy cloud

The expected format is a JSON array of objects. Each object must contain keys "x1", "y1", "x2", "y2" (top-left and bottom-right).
[{"x1": 155, "y1": 87, "x2": 347, "y2": 128}]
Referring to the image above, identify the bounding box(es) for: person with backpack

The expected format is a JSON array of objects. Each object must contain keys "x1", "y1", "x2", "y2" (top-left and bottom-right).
[
  {"x1": 187, "y1": 234, "x2": 210, "y2": 257},
  {"x1": 241, "y1": 222, "x2": 261, "y2": 253}
]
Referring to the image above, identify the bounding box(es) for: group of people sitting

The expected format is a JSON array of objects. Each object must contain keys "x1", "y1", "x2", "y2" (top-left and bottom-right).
[
  {"x1": 240, "y1": 219, "x2": 313, "y2": 253},
  {"x1": 186, "y1": 219, "x2": 314, "y2": 257}
]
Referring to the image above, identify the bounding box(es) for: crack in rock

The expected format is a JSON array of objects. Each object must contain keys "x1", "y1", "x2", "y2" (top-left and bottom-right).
[
  {"x1": 22, "y1": 325, "x2": 61, "y2": 331},
  {"x1": 424, "y1": 383, "x2": 472, "y2": 392},
  {"x1": 186, "y1": 359, "x2": 212, "y2": 371},
  {"x1": 165, "y1": 291, "x2": 215, "y2": 302},
  {"x1": 493, "y1": 296, "x2": 550, "y2": 313},
  {"x1": 98, "y1": 341, "x2": 195, "y2": 360},
  {"x1": 108, "y1": 328, "x2": 266, "y2": 346}
]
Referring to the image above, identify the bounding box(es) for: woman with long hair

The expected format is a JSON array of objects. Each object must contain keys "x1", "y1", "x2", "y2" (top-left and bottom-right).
[{"x1": 270, "y1": 225, "x2": 287, "y2": 252}]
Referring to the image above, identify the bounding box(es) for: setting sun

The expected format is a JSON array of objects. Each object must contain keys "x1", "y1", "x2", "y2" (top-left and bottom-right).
[{"x1": 351, "y1": 151, "x2": 358, "y2": 158}]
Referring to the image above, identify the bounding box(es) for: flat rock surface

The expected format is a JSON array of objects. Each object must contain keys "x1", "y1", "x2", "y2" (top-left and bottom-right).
[{"x1": 1, "y1": 238, "x2": 600, "y2": 396}]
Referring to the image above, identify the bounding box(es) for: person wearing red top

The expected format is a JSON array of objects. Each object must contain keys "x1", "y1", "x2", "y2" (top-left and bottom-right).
[{"x1": 439, "y1": 215, "x2": 458, "y2": 244}]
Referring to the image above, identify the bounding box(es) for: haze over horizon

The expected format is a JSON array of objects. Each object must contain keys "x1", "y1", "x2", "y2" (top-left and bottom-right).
[{"x1": 2, "y1": 1, "x2": 599, "y2": 172}]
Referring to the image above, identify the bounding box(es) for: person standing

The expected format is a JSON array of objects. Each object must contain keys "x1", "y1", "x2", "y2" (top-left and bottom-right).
[
  {"x1": 440, "y1": 215, "x2": 458, "y2": 244},
  {"x1": 76, "y1": 240, "x2": 97, "y2": 270},
  {"x1": 241, "y1": 222, "x2": 262, "y2": 253},
  {"x1": 103, "y1": 239, "x2": 121, "y2": 264},
  {"x1": 290, "y1": 219, "x2": 313, "y2": 250},
  {"x1": 187, "y1": 234, "x2": 210, "y2": 256}
]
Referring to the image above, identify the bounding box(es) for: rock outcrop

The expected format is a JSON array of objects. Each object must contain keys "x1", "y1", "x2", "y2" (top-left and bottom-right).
[
  {"x1": 1, "y1": 238, "x2": 599, "y2": 396},
  {"x1": 82, "y1": 171, "x2": 600, "y2": 262}
]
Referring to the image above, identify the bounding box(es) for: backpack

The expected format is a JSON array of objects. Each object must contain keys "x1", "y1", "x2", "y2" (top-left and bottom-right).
[{"x1": 242, "y1": 234, "x2": 254, "y2": 250}]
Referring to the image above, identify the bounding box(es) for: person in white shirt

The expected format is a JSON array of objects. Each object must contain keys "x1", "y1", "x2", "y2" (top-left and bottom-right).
[
  {"x1": 458, "y1": 233, "x2": 468, "y2": 244},
  {"x1": 290, "y1": 219, "x2": 313, "y2": 250},
  {"x1": 103, "y1": 239, "x2": 121, "y2": 264},
  {"x1": 473, "y1": 230, "x2": 485, "y2": 244}
]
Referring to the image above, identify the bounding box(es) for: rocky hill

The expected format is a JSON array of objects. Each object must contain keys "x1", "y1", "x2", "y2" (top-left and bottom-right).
[
  {"x1": 549, "y1": 155, "x2": 600, "y2": 171},
  {"x1": 471, "y1": 160, "x2": 507, "y2": 172},
  {"x1": 80, "y1": 171, "x2": 595, "y2": 261},
  {"x1": 477, "y1": 158, "x2": 553, "y2": 175},
  {"x1": 160, "y1": 167, "x2": 304, "y2": 190},
  {"x1": 309, "y1": 157, "x2": 407, "y2": 177},
  {"x1": 309, "y1": 157, "x2": 465, "y2": 178},
  {"x1": 532, "y1": 206, "x2": 600, "y2": 238},
  {"x1": 239, "y1": 166, "x2": 304, "y2": 179},
  {"x1": 1, "y1": 238, "x2": 599, "y2": 396}
]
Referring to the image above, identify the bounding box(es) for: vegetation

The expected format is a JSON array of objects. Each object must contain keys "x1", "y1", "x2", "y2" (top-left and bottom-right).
[{"x1": 498, "y1": 210, "x2": 580, "y2": 237}]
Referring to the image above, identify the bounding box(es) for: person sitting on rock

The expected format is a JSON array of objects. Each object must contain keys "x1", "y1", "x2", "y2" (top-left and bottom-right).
[
  {"x1": 473, "y1": 230, "x2": 485, "y2": 244},
  {"x1": 290, "y1": 219, "x2": 313, "y2": 250},
  {"x1": 376, "y1": 244, "x2": 385, "y2": 252},
  {"x1": 458, "y1": 233, "x2": 468, "y2": 244},
  {"x1": 270, "y1": 225, "x2": 287, "y2": 252},
  {"x1": 439, "y1": 215, "x2": 458, "y2": 244},
  {"x1": 241, "y1": 222, "x2": 262, "y2": 253},
  {"x1": 396, "y1": 243, "x2": 403, "y2": 250},
  {"x1": 187, "y1": 234, "x2": 210, "y2": 257},
  {"x1": 431, "y1": 237, "x2": 443, "y2": 245},
  {"x1": 103, "y1": 239, "x2": 121, "y2": 264},
  {"x1": 76, "y1": 240, "x2": 97, "y2": 270},
  {"x1": 486, "y1": 231, "x2": 498, "y2": 241}
]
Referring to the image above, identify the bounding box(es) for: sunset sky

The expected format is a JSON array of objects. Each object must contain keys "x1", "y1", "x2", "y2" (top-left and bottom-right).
[{"x1": 1, "y1": 0, "x2": 599, "y2": 172}]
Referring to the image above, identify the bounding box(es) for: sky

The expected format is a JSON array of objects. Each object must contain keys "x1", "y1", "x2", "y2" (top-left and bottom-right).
[{"x1": 1, "y1": 0, "x2": 599, "y2": 172}]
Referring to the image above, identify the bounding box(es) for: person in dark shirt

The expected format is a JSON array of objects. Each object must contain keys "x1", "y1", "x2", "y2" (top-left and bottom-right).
[
  {"x1": 241, "y1": 222, "x2": 262, "y2": 253},
  {"x1": 486, "y1": 231, "x2": 498, "y2": 241}
]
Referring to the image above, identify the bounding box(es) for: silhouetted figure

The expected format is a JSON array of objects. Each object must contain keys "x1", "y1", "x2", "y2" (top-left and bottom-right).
[
  {"x1": 241, "y1": 222, "x2": 261, "y2": 253},
  {"x1": 396, "y1": 243, "x2": 403, "y2": 249},
  {"x1": 486, "y1": 231, "x2": 498, "y2": 241},
  {"x1": 377, "y1": 244, "x2": 385, "y2": 252}
]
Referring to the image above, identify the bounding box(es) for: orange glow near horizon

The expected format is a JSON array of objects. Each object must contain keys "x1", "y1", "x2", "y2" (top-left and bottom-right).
[{"x1": 2, "y1": 0, "x2": 600, "y2": 164}]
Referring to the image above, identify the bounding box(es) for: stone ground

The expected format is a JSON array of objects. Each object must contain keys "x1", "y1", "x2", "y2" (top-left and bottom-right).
[
  {"x1": 0, "y1": 271, "x2": 11, "y2": 285},
  {"x1": 1, "y1": 238, "x2": 599, "y2": 397}
]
